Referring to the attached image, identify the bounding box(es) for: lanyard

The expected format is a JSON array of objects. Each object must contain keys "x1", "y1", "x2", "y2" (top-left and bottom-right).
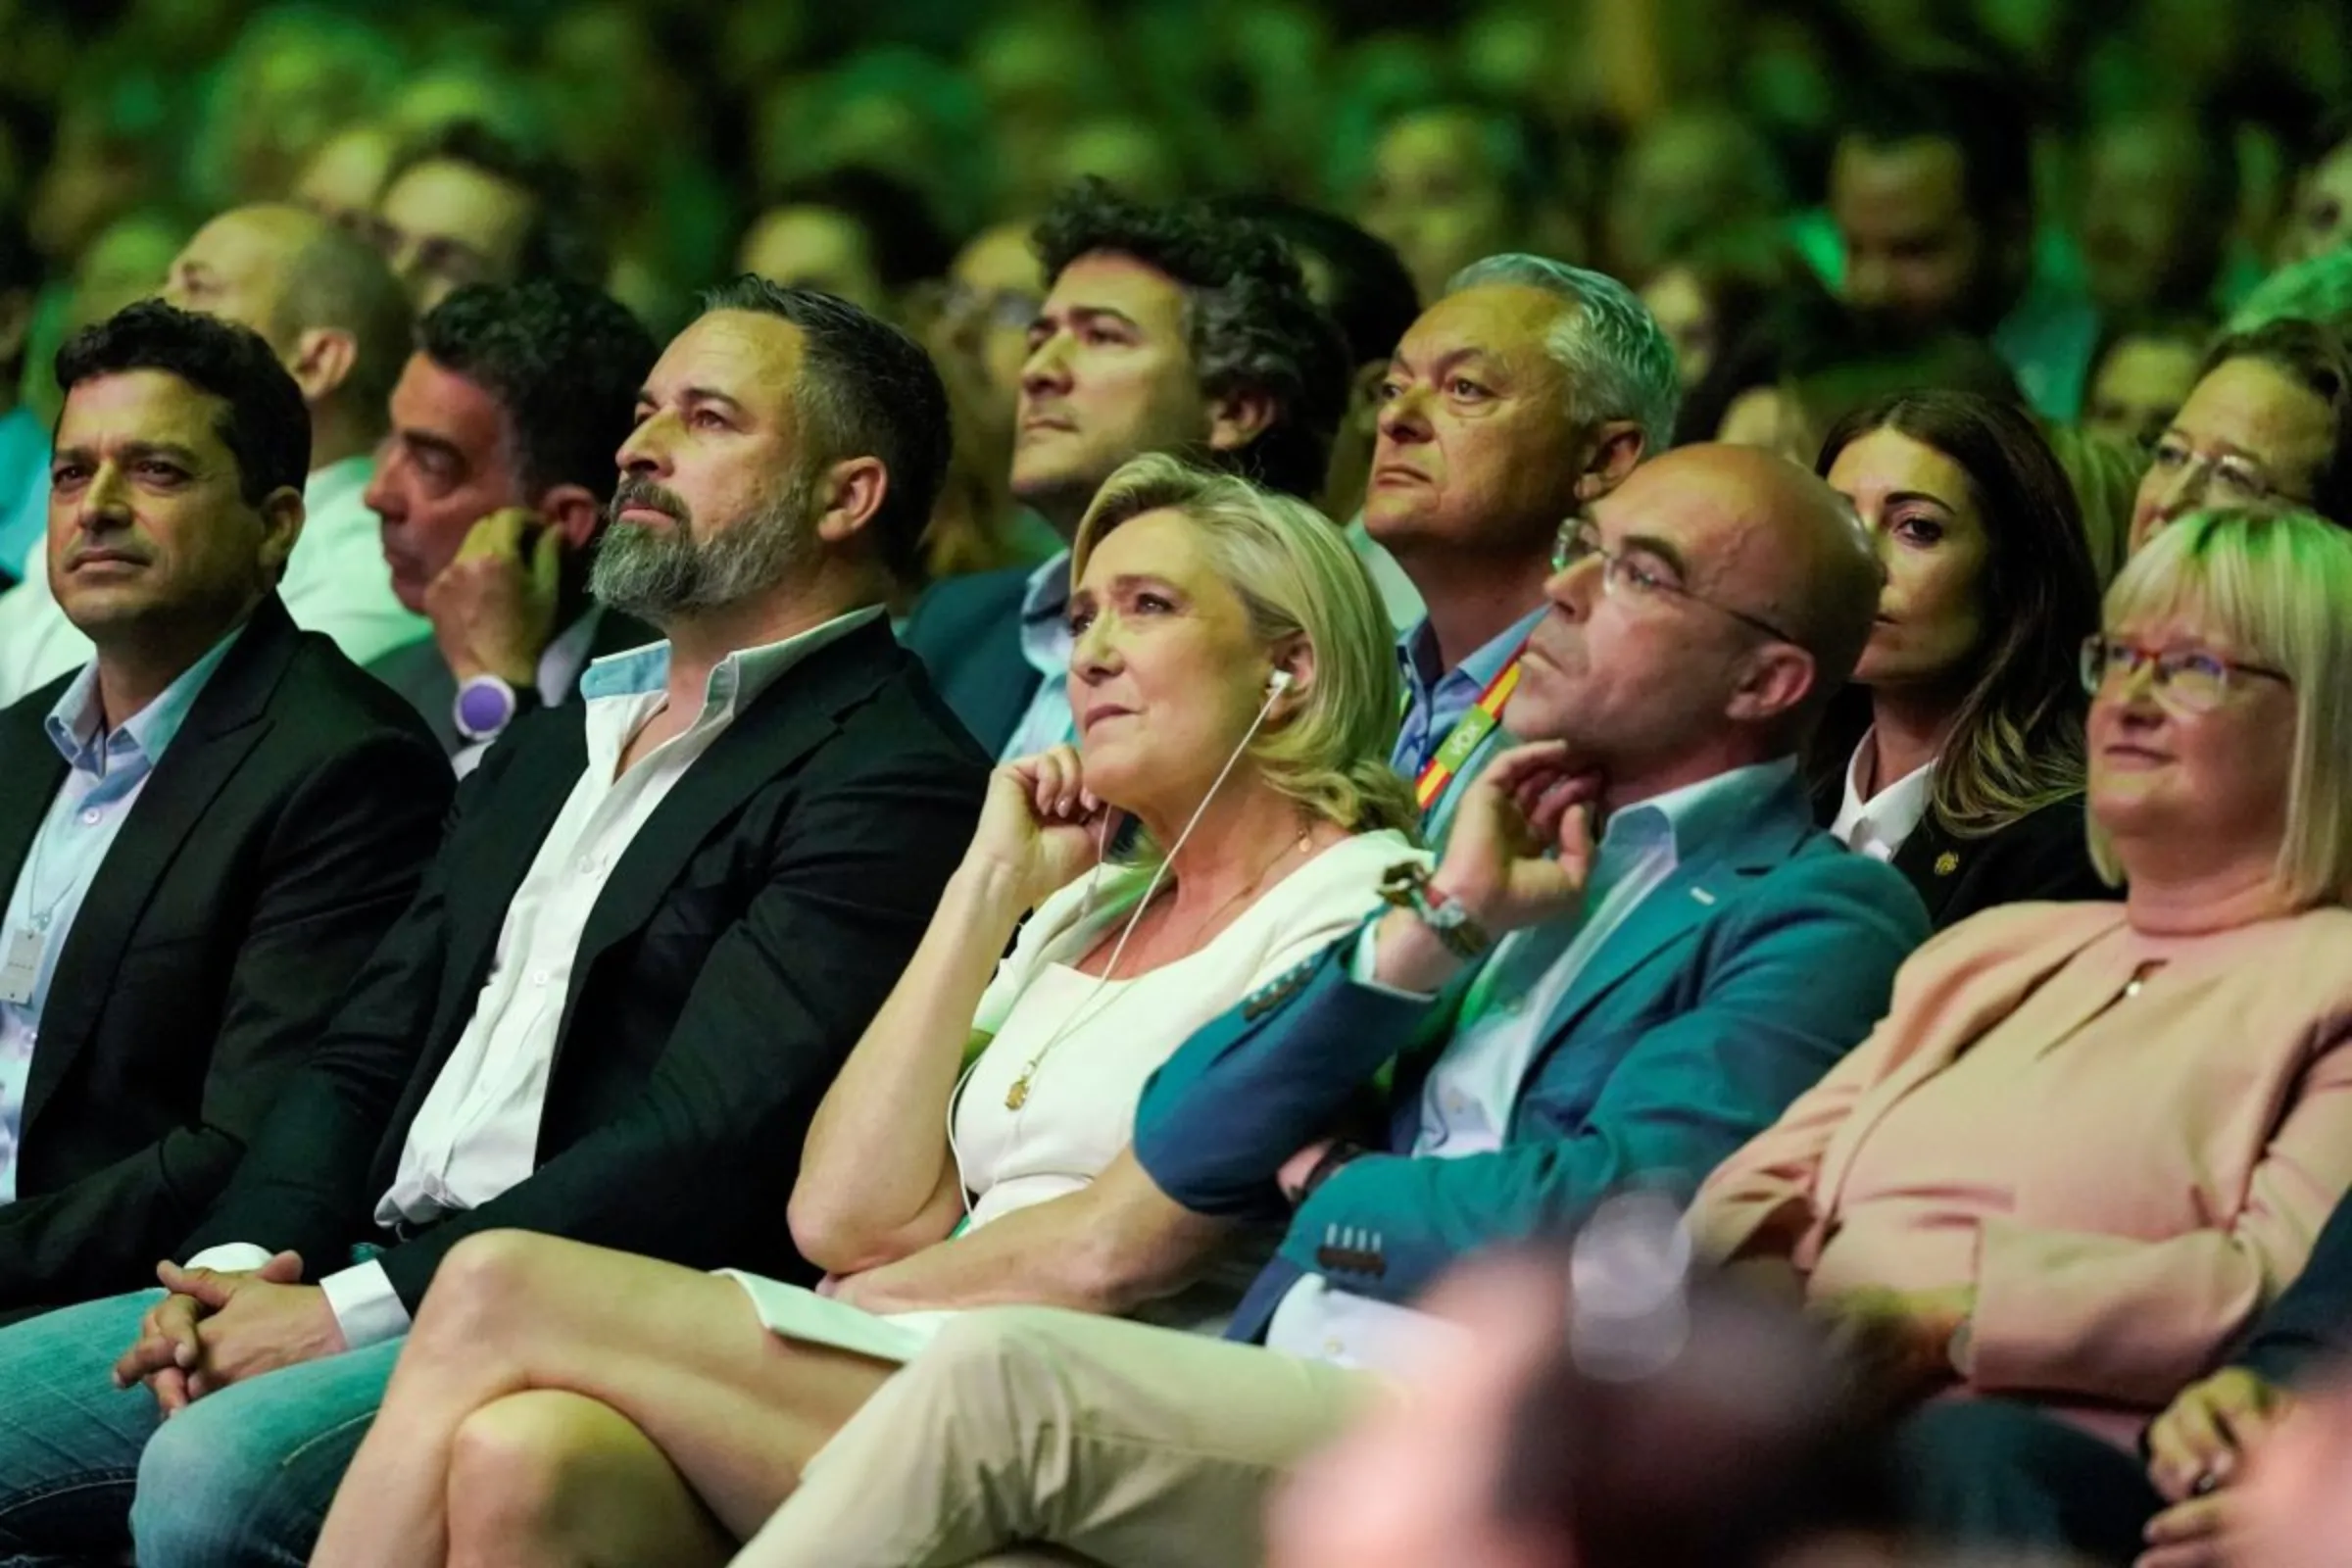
[{"x1": 1412, "y1": 652, "x2": 1523, "y2": 811}]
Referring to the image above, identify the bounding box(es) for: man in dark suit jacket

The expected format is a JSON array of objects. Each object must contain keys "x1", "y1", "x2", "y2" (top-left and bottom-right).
[
  {"x1": 900, "y1": 179, "x2": 1348, "y2": 757},
  {"x1": 0, "y1": 281, "x2": 988, "y2": 1568},
  {"x1": 0, "y1": 302, "x2": 448, "y2": 1323},
  {"x1": 363, "y1": 278, "x2": 661, "y2": 761}
]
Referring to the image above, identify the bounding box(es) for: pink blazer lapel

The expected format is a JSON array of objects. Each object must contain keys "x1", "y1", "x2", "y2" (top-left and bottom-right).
[{"x1": 1806, "y1": 908, "x2": 2132, "y2": 1240}]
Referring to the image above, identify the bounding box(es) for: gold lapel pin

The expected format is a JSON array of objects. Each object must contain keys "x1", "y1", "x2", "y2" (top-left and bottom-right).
[{"x1": 1933, "y1": 851, "x2": 1960, "y2": 877}]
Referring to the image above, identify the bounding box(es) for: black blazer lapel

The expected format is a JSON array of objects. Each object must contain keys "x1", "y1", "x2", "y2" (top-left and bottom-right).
[
  {"x1": 0, "y1": 705, "x2": 66, "y2": 920},
  {"x1": 552, "y1": 621, "x2": 901, "y2": 1051},
  {"x1": 22, "y1": 600, "x2": 301, "y2": 1130},
  {"x1": 1891, "y1": 815, "x2": 1964, "y2": 926}
]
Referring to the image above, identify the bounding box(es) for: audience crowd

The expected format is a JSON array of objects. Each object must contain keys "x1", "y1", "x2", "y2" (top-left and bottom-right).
[{"x1": 7, "y1": 0, "x2": 2352, "y2": 1564}]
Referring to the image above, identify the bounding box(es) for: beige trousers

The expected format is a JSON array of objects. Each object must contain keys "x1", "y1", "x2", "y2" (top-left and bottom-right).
[{"x1": 729, "y1": 1306, "x2": 1379, "y2": 1568}]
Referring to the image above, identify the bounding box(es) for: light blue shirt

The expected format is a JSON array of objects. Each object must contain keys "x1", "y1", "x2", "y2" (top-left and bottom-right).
[
  {"x1": 0, "y1": 625, "x2": 245, "y2": 1201},
  {"x1": 1394, "y1": 607, "x2": 1547, "y2": 846},
  {"x1": 1000, "y1": 549, "x2": 1077, "y2": 762},
  {"x1": 0, "y1": 407, "x2": 46, "y2": 587},
  {"x1": 1269, "y1": 756, "x2": 1799, "y2": 1373}
]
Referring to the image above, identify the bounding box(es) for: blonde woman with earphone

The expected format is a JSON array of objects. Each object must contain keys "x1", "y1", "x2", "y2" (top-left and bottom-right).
[{"x1": 309, "y1": 454, "x2": 1428, "y2": 1568}]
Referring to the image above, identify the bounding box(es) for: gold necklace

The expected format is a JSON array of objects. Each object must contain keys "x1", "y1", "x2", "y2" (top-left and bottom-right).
[{"x1": 1003, "y1": 828, "x2": 1315, "y2": 1110}]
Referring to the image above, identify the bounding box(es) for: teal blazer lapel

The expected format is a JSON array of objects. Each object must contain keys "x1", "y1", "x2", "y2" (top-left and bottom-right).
[
  {"x1": 1530, "y1": 861, "x2": 1736, "y2": 1050},
  {"x1": 1526, "y1": 771, "x2": 1819, "y2": 1066}
]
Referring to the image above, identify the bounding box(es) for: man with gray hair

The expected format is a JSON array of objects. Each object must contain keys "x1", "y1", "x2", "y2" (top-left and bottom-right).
[
  {"x1": 1369, "y1": 252, "x2": 1680, "y2": 840},
  {"x1": 0, "y1": 203, "x2": 423, "y2": 703}
]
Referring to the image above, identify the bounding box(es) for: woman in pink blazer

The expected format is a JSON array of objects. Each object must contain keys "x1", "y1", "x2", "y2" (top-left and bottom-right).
[{"x1": 1690, "y1": 507, "x2": 2352, "y2": 1567}]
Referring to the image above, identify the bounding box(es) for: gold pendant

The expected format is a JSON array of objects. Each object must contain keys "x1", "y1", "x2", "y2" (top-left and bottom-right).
[{"x1": 1005, "y1": 1074, "x2": 1030, "y2": 1110}]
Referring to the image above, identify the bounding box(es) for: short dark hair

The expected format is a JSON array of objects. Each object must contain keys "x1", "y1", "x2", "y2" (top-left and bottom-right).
[
  {"x1": 1035, "y1": 178, "x2": 1351, "y2": 504},
  {"x1": 755, "y1": 167, "x2": 955, "y2": 296},
  {"x1": 417, "y1": 278, "x2": 659, "y2": 500},
  {"x1": 56, "y1": 300, "x2": 310, "y2": 504},
  {"x1": 2201, "y1": 318, "x2": 2352, "y2": 525},
  {"x1": 1212, "y1": 194, "x2": 1421, "y2": 370},
  {"x1": 1838, "y1": 56, "x2": 2034, "y2": 231},
  {"x1": 700, "y1": 275, "x2": 950, "y2": 584},
  {"x1": 391, "y1": 121, "x2": 607, "y2": 286}
]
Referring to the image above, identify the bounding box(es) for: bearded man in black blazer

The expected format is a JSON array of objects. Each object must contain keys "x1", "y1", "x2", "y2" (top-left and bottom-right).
[
  {"x1": 0, "y1": 279, "x2": 988, "y2": 1568},
  {"x1": 0, "y1": 301, "x2": 448, "y2": 1323}
]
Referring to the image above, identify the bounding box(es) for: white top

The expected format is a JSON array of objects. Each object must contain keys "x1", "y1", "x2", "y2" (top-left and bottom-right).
[
  {"x1": 1828, "y1": 729, "x2": 1936, "y2": 863},
  {"x1": 0, "y1": 457, "x2": 424, "y2": 706},
  {"x1": 952, "y1": 828, "x2": 1417, "y2": 1229},
  {"x1": 724, "y1": 826, "x2": 1423, "y2": 1359},
  {"x1": 188, "y1": 608, "x2": 887, "y2": 1348}
]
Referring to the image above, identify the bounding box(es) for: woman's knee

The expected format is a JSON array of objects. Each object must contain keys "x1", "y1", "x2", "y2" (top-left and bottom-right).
[
  {"x1": 411, "y1": 1231, "x2": 565, "y2": 1347},
  {"x1": 447, "y1": 1392, "x2": 612, "y2": 1544},
  {"x1": 447, "y1": 1391, "x2": 728, "y2": 1568}
]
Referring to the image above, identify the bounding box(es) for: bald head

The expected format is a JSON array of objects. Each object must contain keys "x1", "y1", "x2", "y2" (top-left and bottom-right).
[
  {"x1": 167, "y1": 204, "x2": 411, "y2": 435},
  {"x1": 1634, "y1": 443, "x2": 1885, "y2": 701},
  {"x1": 1510, "y1": 443, "x2": 1885, "y2": 795}
]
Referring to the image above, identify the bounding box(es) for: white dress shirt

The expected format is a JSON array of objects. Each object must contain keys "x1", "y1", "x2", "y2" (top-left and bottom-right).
[
  {"x1": 0, "y1": 457, "x2": 422, "y2": 706},
  {"x1": 1268, "y1": 759, "x2": 1799, "y2": 1373},
  {"x1": 190, "y1": 606, "x2": 886, "y2": 1348},
  {"x1": 1828, "y1": 730, "x2": 1936, "y2": 863}
]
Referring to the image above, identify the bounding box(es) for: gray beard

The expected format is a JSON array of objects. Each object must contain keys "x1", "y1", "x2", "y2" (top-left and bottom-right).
[{"x1": 591, "y1": 476, "x2": 818, "y2": 623}]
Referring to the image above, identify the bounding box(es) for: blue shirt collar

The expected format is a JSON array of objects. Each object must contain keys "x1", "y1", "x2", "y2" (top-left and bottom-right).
[
  {"x1": 577, "y1": 605, "x2": 887, "y2": 713},
  {"x1": 1603, "y1": 757, "x2": 1798, "y2": 862},
  {"x1": 1396, "y1": 605, "x2": 1548, "y2": 701},
  {"x1": 43, "y1": 619, "x2": 248, "y2": 777},
  {"x1": 1016, "y1": 549, "x2": 1074, "y2": 679}
]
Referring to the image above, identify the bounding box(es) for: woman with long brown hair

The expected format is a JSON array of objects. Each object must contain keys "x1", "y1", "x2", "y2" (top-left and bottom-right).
[{"x1": 1812, "y1": 388, "x2": 2110, "y2": 927}]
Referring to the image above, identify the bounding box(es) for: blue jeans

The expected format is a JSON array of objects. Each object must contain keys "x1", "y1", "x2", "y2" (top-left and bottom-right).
[{"x1": 0, "y1": 1288, "x2": 402, "y2": 1568}]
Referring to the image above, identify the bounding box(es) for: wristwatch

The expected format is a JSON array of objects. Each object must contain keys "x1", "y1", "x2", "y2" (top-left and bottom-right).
[
  {"x1": 453, "y1": 674, "x2": 542, "y2": 744},
  {"x1": 1378, "y1": 860, "x2": 1491, "y2": 960}
]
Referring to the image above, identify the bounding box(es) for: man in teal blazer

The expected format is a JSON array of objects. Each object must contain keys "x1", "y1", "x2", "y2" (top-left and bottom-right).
[
  {"x1": 1134, "y1": 755, "x2": 1924, "y2": 1343},
  {"x1": 714, "y1": 446, "x2": 1936, "y2": 1568}
]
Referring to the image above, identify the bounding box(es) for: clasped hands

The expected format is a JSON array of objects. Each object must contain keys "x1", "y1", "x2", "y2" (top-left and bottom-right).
[{"x1": 109, "y1": 1250, "x2": 346, "y2": 1415}]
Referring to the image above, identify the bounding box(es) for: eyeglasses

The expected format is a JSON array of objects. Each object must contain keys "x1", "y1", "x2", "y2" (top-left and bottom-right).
[
  {"x1": 2146, "y1": 435, "x2": 2300, "y2": 513},
  {"x1": 1552, "y1": 519, "x2": 1795, "y2": 644},
  {"x1": 2079, "y1": 635, "x2": 2292, "y2": 712}
]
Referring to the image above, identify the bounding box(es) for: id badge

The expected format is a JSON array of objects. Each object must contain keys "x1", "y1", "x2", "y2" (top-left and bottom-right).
[{"x1": 0, "y1": 926, "x2": 41, "y2": 1006}]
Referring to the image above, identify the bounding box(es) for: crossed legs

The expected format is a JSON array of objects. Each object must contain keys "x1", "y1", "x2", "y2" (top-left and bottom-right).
[{"x1": 308, "y1": 1233, "x2": 898, "y2": 1568}]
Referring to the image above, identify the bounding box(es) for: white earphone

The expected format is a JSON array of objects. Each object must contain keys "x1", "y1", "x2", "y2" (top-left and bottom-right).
[{"x1": 1267, "y1": 668, "x2": 1295, "y2": 696}]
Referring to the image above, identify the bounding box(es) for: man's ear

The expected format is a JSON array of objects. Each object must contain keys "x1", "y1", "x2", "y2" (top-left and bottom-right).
[
  {"x1": 257, "y1": 485, "x2": 307, "y2": 583},
  {"x1": 284, "y1": 326, "x2": 359, "y2": 406},
  {"x1": 1205, "y1": 383, "x2": 1279, "y2": 455},
  {"x1": 813, "y1": 455, "x2": 891, "y2": 547},
  {"x1": 534, "y1": 483, "x2": 605, "y2": 551},
  {"x1": 1575, "y1": 419, "x2": 1646, "y2": 503},
  {"x1": 1725, "y1": 643, "x2": 1817, "y2": 730}
]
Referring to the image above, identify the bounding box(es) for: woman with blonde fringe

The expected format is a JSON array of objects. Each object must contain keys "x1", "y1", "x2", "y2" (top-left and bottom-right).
[{"x1": 309, "y1": 454, "x2": 1426, "y2": 1568}]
